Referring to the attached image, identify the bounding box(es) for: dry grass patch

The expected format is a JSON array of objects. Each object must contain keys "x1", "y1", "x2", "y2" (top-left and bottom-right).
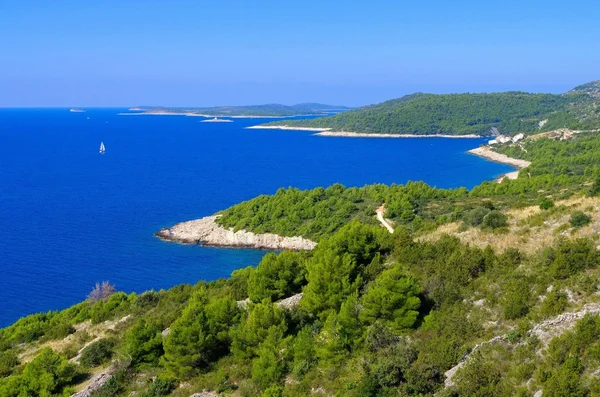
[{"x1": 419, "y1": 196, "x2": 600, "y2": 253}]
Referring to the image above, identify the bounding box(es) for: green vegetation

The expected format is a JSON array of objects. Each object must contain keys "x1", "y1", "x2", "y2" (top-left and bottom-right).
[
  {"x1": 79, "y1": 338, "x2": 114, "y2": 367},
  {"x1": 570, "y1": 211, "x2": 592, "y2": 228},
  {"x1": 4, "y1": 211, "x2": 600, "y2": 395},
  {"x1": 262, "y1": 81, "x2": 600, "y2": 135},
  {"x1": 215, "y1": 131, "x2": 600, "y2": 241},
  {"x1": 0, "y1": 348, "x2": 76, "y2": 397},
  {"x1": 217, "y1": 181, "x2": 468, "y2": 240},
  {"x1": 539, "y1": 197, "x2": 555, "y2": 210},
  {"x1": 5, "y1": 114, "x2": 600, "y2": 395},
  {"x1": 136, "y1": 103, "x2": 350, "y2": 117}
]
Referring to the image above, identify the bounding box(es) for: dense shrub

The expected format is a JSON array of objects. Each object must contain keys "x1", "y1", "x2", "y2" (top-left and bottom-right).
[
  {"x1": 463, "y1": 206, "x2": 491, "y2": 227},
  {"x1": 482, "y1": 210, "x2": 508, "y2": 229},
  {"x1": 549, "y1": 238, "x2": 599, "y2": 279},
  {"x1": 141, "y1": 377, "x2": 175, "y2": 397},
  {"x1": 79, "y1": 338, "x2": 114, "y2": 367},
  {"x1": 502, "y1": 278, "x2": 532, "y2": 320},
  {"x1": 570, "y1": 211, "x2": 592, "y2": 228},
  {"x1": 539, "y1": 197, "x2": 555, "y2": 210},
  {"x1": 126, "y1": 319, "x2": 164, "y2": 367},
  {"x1": 0, "y1": 350, "x2": 18, "y2": 377},
  {"x1": 541, "y1": 290, "x2": 568, "y2": 317},
  {"x1": 0, "y1": 348, "x2": 76, "y2": 397},
  {"x1": 360, "y1": 266, "x2": 421, "y2": 330},
  {"x1": 248, "y1": 251, "x2": 306, "y2": 303}
]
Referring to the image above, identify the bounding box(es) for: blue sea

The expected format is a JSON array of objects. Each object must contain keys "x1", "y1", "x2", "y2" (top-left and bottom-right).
[{"x1": 0, "y1": 109, "x2": 513, "y2": 327}]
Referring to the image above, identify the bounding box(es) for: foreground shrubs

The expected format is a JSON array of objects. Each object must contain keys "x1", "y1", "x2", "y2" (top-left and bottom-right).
[
  {"x1": 0, "y1": 348, "x2": 76, "y2": 396},
  {"x1": 6, "y1": 212, "x2": 600, "y2": 396}
]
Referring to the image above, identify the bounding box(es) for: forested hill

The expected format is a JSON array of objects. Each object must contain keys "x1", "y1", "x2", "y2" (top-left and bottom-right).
[
  {"x1": 261, "y1": 81, "x2": 600, "y2": 135},
  {"x1": 132, "y1": 103, "x2": 350, "y2": 117}
]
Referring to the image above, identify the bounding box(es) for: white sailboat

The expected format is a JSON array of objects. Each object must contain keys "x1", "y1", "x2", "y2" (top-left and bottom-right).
[{"x1": 99, "y1": 141, "x2": 106, "y2": 154}]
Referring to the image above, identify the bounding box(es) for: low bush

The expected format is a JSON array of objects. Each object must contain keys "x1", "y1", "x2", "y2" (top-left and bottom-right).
[
  {"x1": 463, "y1": 206, "x2": 491, "y2": 227},
  {"x1": 141, "y1": 377, "x2": 175, "y2": 397},
  {"x1": 570, "y1": 211, "x2": 591, "y2": 228},
  {"x1": 482, "y1": 210, "x2": 508, "y2": 229},
  {"x1": 539, "y1": 197, "x2": 555, "y2": 210},
  {"x1": 79, "y1": 338, "x2": 114, "y2": 367}
]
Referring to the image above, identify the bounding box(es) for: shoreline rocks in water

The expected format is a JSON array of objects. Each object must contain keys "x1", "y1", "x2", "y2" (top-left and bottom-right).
[{"x1": 155, "y1": 215, "x2": 317, "y2": 250}]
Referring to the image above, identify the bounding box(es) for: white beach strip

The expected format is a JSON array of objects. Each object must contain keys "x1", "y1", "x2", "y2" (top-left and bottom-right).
[
  {"x1": 315, "y1": 131, "x2": 482, "y2": 138},
  {"x1": 246, "y1": 125, "x2": 332, "y2": 131},
  {"x1": 118, "y1": 113, "x2": 317, "y2": 119},
  {"x1": 117, "y1": 112, "x2": 205, "y2": 116},
  {"x1": 468, "y1": 146, "x2": 532, "y2": 182},
  {"x1": 467, "y1": 147, "x2": 532, "y2": 169}
]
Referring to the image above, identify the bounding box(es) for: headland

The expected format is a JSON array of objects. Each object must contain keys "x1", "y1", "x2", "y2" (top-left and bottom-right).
[{"x1": 155, "y1": 215, "x2": 316, "y2": 250}]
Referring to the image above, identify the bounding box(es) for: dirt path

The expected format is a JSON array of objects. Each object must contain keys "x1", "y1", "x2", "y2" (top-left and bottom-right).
[{"x1": 376, "y1": 205, "x2": 394, "y2": 234}]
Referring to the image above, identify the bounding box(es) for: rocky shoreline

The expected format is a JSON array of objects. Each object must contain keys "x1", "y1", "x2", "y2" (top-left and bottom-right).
[{"x1": 155, "y1": 215, "x2": 316, "y2": 250}]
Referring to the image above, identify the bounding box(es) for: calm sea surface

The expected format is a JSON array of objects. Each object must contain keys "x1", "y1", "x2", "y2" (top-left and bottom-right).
[{"x1": 0, "y1": 109, "x2": 513, "y2": 326}]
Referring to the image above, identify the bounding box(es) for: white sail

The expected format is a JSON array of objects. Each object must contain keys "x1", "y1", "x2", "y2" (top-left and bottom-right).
[{"x1": 99, "y1": 142, "x2": 105, "y2": 153}]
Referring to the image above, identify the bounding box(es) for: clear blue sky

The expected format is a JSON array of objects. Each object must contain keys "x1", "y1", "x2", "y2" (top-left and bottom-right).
[{"x1": 1, "y1": 0, "x2": 599, "y2": 107}]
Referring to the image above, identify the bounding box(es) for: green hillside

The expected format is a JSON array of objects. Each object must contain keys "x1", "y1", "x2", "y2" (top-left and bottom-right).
[
  {"x1": 261, "y1": 82, "x2": 600, "y2": 135},
  {"x1": 4, "y1": 131, "x2": 600, "y2": 396}
]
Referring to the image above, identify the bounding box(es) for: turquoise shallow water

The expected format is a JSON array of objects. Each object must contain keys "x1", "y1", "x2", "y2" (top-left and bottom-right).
[{"x1": 0, "y1": 109, "x2": 513, "y2": 326}]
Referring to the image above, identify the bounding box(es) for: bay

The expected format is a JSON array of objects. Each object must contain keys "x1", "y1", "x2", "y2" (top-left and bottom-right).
[{"x1": 0, "y1": 109, "x2": 512, "y2": 326}]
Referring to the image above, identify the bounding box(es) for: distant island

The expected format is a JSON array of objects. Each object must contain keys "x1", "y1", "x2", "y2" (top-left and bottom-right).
[
  {"x1": 121, "y1": 103, "x2": 350, "y2": 118},
  {"x1": 253, "y1": 81, "x2": 600, "y2": 136}
]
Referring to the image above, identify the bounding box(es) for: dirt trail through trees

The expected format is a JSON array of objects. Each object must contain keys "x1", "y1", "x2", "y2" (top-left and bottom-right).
[{"x1": 376, "y1": 205, "x2": 394, "y2": 233}]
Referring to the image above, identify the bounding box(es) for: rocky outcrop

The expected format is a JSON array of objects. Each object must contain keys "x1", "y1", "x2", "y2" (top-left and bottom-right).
[
  {"x1": 528, "y1": 302, "x2": 600, "y2": 347},
  {"x1": 156, "y1": 215, "x2": 316, "y2": 250},
  {"x1": 71, "y1": 365, "x2": 117, "y2": 397},
  {"x1": 236, "y1": 293, "x2": 303, "y2": 310},
  {"x1": 444, "y1": 303, "x2": 600, "y2": 388},
  {"x1": 276, "y1": 293, "x2": 303, "y2": 309},
  {"x1": 444, "y1": 335, "x2": 507, "y2": 387}
]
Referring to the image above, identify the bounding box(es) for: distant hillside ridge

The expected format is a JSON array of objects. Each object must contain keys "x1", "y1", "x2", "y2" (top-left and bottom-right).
[
  {"x1": 568, "y1": 80, "x2": 600, "y2": 98},
  {"x1": 129, "y1": 103, "x2": 351, "y2": 117},
  {"x1": 260, "y1": 81, "x2": 600, "y2": 135}
]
